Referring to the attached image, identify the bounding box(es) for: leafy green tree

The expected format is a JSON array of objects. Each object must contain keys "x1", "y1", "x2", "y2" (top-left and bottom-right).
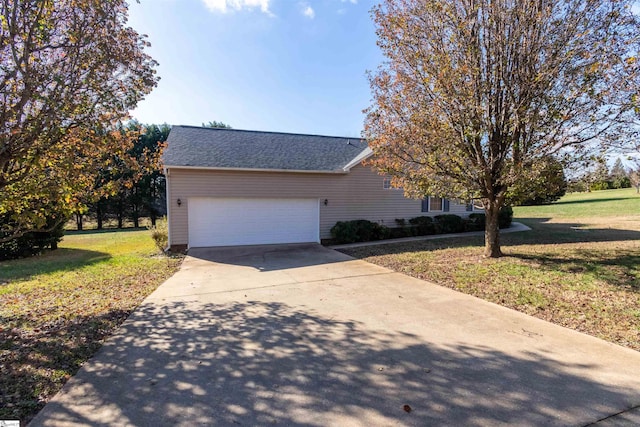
[
  {"x1": 609, "y1": 158, "x2": 631, "y2": 189},
  {"x1": 75, "y1": 122, "x2": 168, "y2": 230},
  {"x1": 202, "y1": 121, "x2": 232, "y2": 129},
  {"x1": 0, "y1": 0, "x2": 158, "y2": 242},
  {"x1": 365, "y1": 0, "x2": 640, "y2": 257},
  {"x1": 589, "y1": 159, "x2": 611, "y2": 191},
  {"x1": 127, "y1": 123, "x2": 170, "y2": 228},
  {"x1": 508, "y1": 156, "x2": 567, "y2": 206}
]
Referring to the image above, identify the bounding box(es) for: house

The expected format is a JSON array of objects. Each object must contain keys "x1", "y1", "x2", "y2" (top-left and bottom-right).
[{"x1": 163, "y1": 126, "x2": 474, "y2": 250}]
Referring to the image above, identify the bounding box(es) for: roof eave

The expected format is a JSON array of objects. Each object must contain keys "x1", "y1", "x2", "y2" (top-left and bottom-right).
[
  {"x1": 163, "y1": 165, "x2": 349, "y2": 174},
  {"x1": 342, "y1": 147, "x2": 373, "y2": 171}
]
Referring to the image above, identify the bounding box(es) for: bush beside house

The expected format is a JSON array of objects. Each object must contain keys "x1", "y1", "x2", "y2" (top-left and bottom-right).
[{"x1": 330, "y1": 206, "x2": 513, "y2": 244}]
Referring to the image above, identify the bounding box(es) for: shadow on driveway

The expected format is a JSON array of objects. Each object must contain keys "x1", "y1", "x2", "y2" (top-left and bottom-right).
[
  {"x1": 32, "y1": 299, "x2": 638, "y2": 426},
  {"x1": 186, "y1": 243, "x2": 352, "y2": 272}
]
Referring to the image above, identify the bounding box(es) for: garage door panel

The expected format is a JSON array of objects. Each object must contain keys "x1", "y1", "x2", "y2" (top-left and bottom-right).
[{"x1": 188, "y1": 198, "x2": 319, "y2": 247}]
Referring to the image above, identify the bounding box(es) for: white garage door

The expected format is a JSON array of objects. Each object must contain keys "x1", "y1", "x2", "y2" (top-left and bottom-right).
[{"x1": 188, "y1": 198, "x2": 319, "y2": 247}]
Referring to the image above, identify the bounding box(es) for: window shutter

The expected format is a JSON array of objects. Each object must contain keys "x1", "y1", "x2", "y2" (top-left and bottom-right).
[
  {"x1": 421, "y1": 199, "x2": 429, "y2": 212},
  {"x1": 443, "y1": 199, "x2": 450, "y2": 212}
]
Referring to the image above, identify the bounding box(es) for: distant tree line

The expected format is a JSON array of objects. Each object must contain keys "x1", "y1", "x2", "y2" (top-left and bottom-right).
[{"x1": 568, "y1": 158, "x2": 637, "y2": 193}]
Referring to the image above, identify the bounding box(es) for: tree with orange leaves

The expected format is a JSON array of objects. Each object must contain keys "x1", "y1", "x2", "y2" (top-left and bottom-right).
[
  {"x1": 0, "y1": 0, "x2": 158, "y2": 243},
  {"x1": 365, "y1": 0, "x2": 640, "y2": 257}
]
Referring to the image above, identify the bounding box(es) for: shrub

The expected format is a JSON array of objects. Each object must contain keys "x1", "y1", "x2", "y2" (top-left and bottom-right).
[
  {"x1": 0, "y1": 216, "x2": 66, "y2": 260},
  {"x1": 590, "y1": 181, "x2": 611, "y2": 191},
  {"x1": 499, "y1": 205, "x2": 513, "y2": 229},
  {"x1": 434, "y1": 214, "x2": 465, "y2": 233},
  {"x1": 408, "y1": 216, "x2": 436, "y2": 236},
  {"x1": 149, "y1": 217, "x2": 168, "y2": 252},
  {"x1": 465, "y1": 213, "x2": 486, "y2": 231},
  {"x1": 330, "y1": 219, "x2": 390, "y2": 244},
  {"x1": 392, "y1": 218, "x2": 413, "y2": 238},
  {"x1": 461, "y1": 207, "x2": 512, "y2": 231}
]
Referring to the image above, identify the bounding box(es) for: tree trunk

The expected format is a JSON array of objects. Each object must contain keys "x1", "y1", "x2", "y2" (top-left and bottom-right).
[
  {"x1": 117, "y1": 199, "x2": 123, "y2": 229},
  {"x1": 150, "y1": 213, "x2": 157, "y2": 227},
  {"x1": 75, "y1": 213, "x2": 83, "y2": 231},
  {"x1": 96, "y1": 202, "x2": 103, "y2": 230},
  {"x1": 484, "y1": 201, "x2": 503, "y2": 258}
]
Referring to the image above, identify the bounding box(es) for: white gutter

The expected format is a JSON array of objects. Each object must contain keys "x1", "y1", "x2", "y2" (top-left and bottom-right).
[{"x1": 163, "y1": 165, "x2": 349, "y2": 174}]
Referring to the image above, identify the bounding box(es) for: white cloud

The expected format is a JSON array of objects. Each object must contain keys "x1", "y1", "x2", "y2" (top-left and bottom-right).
[
  {"x1": 201, "y1": 0, "x2": 272, "y2": 15},
  {"x1": 301, "y1": 4, "x2": 315, "y2": 19},
  {"x1": 341, "y1": 0, "x2": 357, "y2": 4}
]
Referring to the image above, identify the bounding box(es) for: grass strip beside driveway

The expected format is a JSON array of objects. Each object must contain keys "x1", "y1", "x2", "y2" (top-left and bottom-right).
[{"x1": 0, "y1": 229, "x2": 182, "y2": 423}]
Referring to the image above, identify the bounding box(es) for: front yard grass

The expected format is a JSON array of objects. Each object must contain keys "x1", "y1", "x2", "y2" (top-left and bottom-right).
[
  {"x1": 341, "y1": 188, "x2": 640, "y2": 351},
  {"x1": 0, "y1": 229, "x2": 182, "y2": 422}
]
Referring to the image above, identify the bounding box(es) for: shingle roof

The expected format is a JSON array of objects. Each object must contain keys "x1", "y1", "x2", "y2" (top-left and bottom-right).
[{"x1": 163, "y1": 126, "x2": 369, "y2": 172}]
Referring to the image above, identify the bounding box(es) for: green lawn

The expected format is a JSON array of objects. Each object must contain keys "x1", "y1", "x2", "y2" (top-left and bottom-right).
[
  {"x1": 0, "y1": 229, "x2": 182, "y2": 423},
  {"x1": 515, "y1": 187, "x2": 639, "y2": 219},
  {"x1": 342, "y1": 188, "x2": 640, "y2": 351}
]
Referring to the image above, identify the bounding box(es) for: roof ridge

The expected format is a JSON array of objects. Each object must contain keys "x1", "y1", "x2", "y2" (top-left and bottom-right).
[{"x1": 173, "y1": 125, "x2": 365, "y2": 141}]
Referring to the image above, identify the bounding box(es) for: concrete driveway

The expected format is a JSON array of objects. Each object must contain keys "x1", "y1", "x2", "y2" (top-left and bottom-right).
[{"x1": 31, "y1": 244, "x2": 640, "y2": 426}]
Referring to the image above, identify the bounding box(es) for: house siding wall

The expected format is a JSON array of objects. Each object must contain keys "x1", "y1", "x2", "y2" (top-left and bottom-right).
[{"x1": 167, "y1": 164, "x2": 470, "y2": 246}]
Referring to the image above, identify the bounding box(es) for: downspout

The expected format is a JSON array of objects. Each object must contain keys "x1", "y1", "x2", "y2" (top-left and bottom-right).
[{"x1": 164, "y1": 166, "x2": 171, "y2": 251}]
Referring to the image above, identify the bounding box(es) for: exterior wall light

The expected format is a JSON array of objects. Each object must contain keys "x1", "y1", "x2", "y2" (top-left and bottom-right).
[
  {"x1": 324, "y1": 199, "x2": 328, "y2": 206},
  {"x1": 177, "y1": 198, "x2": 182, "y2": 207}
]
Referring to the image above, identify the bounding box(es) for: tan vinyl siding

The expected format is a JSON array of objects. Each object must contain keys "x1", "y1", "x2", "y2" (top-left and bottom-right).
[{"x1": 167, "y1": 164, "x2": 469, "y2": 245}]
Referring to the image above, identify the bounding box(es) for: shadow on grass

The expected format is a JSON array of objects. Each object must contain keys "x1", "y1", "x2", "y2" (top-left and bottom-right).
[
  {"x1": 0, "y1": 248, "x2": 111, "y2": 282},
  {"x1": 341, "y1": 218, "x2": 640, "y2": 293},
  {"x1": 342, "y1": 218, "x2": 640, "y2": 257},
  {"x1": 510, "y1": 247, "x2": 640, "y2": 291},
  {"x1": 27, "y1": 300, "x2": 639, "y2": 426},
  {"x1": 551, "y1": 196, "x2": 639, "y2": 205}
]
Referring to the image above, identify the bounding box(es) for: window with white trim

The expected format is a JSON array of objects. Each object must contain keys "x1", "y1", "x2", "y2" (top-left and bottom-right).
[
  {"x1": 383, "y1": 177, "x2": 392, "y2": 189},
  {"x1": 422, "y1": 197, "x2": 448, "y2": 212},
  {"x1": 430, "y1": 197, "x2": 443, "y2": 211}
]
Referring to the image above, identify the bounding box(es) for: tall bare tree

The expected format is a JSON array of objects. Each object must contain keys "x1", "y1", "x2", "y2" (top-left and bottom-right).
[
  {"x1": 365, "y1": 0, "x2": 640, "y2": 257},
  {"x1": 0, "y1": 0, "x2": 158, "y2": 241}
]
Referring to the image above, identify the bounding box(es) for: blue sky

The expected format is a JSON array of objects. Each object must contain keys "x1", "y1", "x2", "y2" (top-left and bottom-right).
[{"x1": 127, "y1": 0, "x2": 381, "y2": 137}]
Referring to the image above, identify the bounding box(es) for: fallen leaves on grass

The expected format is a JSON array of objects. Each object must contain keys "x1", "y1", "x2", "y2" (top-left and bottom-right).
[{"x1": 0, "y1": 230, "x2": 182, "y2": 423}]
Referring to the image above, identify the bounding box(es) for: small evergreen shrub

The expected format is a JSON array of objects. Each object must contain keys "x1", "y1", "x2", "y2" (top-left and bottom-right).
[
  {"x1": 434, "y1": 214, "x2": 465, "y2": 233},
  {"x1": 0, "y1": 216, "x2": 66, "y2": 260},
  {"x1": 330, "y1": 219, "x2": 390, "y2": 244}
]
